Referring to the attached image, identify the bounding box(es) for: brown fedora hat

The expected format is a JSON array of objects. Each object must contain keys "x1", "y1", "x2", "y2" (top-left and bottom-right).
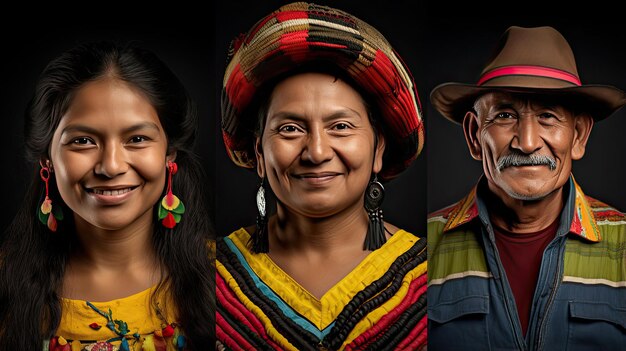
[{"x1": 431, "y1": 26, "x2": 626, "y2": 124}]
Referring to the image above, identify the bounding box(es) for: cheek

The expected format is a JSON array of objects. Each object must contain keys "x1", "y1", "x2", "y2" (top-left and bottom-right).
[
  {"x1": 335, "y1": 136, "x2": 373, "y2": 169},
  {"x1": 263, "y1": 139, "x2": 301, "y2": 171},
  {"x1": 133, "y1": 152, "x2": 167, "y2": 183},
  {"x1": 53, "y1": 153, "x2": 93, "y2": 189}
]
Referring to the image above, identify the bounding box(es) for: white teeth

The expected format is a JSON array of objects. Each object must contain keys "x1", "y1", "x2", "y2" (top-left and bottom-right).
[{"x1": 92, "y1": 188, "x2": 132, "y2": 196}]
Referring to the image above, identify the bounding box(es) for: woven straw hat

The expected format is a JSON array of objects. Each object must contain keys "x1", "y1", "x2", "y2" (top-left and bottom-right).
[
  {"x1": 221, "y1": 2, "x2": 424, "y2": 180},
  {"x1": 431, "y1": 26, "x2": 626, "y2": 124}
]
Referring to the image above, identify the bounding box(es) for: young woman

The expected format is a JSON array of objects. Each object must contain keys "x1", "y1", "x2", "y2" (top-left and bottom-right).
[
  {"x1": 0, "y1": 42, "x2": 212, "y2": 350},
  {"x1": 216, "y1": 3, "x2": 427, "y2": 350}
]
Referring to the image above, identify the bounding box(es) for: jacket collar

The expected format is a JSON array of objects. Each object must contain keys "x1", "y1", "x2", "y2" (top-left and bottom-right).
[{"x1": 442, "y1": 176, "x2": 601, "y2": 242}]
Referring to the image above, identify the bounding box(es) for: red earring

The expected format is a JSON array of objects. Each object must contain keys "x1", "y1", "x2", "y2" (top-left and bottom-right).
[
  {"x1": 158, "y1": 161, "x2": 185, "y2": 229},
  {"x1": 38, "y1": 161, "x2": 63, "y2": 232}
]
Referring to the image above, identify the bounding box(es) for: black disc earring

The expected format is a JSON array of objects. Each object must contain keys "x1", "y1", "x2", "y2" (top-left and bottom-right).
[{"x1": 364, "y1": 174, "x2": 386, "y2": 250}]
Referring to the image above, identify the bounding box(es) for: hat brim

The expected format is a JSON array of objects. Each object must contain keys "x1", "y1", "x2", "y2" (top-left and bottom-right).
[{"x1": 431, "y1": 82, "x2": 626, "y2": 124}]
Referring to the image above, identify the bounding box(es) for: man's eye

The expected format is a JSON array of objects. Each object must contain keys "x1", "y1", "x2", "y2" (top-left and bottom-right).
[
  {"x1": 496, "y1": 112, "x2": 515, "y2": 119},
  {"x1": 539, "y1": 113, "x2": 556, "y2": 119},
  {"x1": 333, "y1": 123, "x2": 350, "y2": 130}
]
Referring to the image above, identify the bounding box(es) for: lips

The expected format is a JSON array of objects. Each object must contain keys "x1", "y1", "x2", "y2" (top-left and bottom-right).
[
  {"x1": 294, "y1": 172, "x2": 342, "y2": 178},
  {"x1": 84, "y1": 185, "x2": 140, "y2": 205},
  {"x1": 292, "y1": 172, "x2": 342, "y2": 186},
  {"x1": 90, "y1": 188, "x2": 135, "y2": 196}
]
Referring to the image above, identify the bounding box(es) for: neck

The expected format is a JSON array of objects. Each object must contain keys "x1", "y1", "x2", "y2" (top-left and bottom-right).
[
  {"x1": 71, "y1": 210, "x2": 158, "y2": 271},
  {"x1": 486, "y1": 182, "x2": 565, "y2": 234},
  {"x1": 269, "y1": 200, "x2": 370, "y2": 254}
]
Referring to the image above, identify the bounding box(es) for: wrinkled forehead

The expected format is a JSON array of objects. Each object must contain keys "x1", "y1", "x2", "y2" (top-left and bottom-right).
[{"x1": 473, "y1": 91, "x2": 579, "y2": 113}]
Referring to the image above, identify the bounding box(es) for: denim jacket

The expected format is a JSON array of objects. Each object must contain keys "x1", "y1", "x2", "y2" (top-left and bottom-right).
[{"x1": 428, "y1": 177, "x2": 626, "y2": 350}]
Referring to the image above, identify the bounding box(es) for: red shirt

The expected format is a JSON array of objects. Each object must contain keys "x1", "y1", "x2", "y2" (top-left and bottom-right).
[{"x1": 493, "y1": 218, "x2": 559, "y2": 336}]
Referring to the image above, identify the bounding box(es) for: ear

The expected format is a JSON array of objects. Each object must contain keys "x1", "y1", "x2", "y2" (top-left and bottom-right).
[
  {"x1": 372, "y1": 131, "x2": 386, "y2": 174},
  {"x1": 166, "y1": 150, "x2": 177, "y2": 163},
  {"x1": 254, "y1": 136, "x2": 265, "y2": 178},
  {"x1": 463, "y1": 111, "x2": 482, "y2": 161},
  {"x1": 571, "y1": 114, "x2": 594, "y2": 160},
  {"x1": 39, "y1": 158, "x2": 53, "y2": 172}
]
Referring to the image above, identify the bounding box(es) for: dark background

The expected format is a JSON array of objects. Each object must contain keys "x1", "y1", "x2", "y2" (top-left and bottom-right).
[
  {"x1": 215, "y1": 0, "x2": 429, "y2": 238},
  {"x1": 0, "y1": 18, "x2": 215, "y2": 239},
  {"x1": 425, "y1": 2, "x2": 626, "y2": 213}
]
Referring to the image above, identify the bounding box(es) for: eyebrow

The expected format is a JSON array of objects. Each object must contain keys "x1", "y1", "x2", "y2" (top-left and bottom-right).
[
  {"x1": 492, "y1": 102, "x2": 515, "y2": 110},
  {"x1": 60, "y1": 122, "x2": 162, "y2": 136},
  {"x1": 269, "y1": 108, "x2": 363, "y2": 122}
]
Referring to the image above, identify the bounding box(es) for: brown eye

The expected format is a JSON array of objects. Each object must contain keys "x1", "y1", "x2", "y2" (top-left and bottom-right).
[
  {"x1": 496, "y1": 112, "x2": 515, "y2": 119},
  {"x1": 72, "y1": 137, "x2": 94, "y2": 145},
  {"x1": 539, "y1": 113, "x2": 556, "y2": 119},
  {"x1": 278, "y1": 124, "x2": 303, "y2": 133},
  {"x1": 333, "y1": 123, "x2": 350, "y2": 130},
  {"x1": 129, "y1": 136, "x2": 148, "y2": 143}
]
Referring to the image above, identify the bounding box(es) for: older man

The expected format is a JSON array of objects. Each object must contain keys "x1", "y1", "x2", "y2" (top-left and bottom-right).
[{"x1": 427, "y1": 26, "x2": 626, "y2": 350}]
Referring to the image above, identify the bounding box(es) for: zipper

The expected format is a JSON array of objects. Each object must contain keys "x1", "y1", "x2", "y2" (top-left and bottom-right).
[
  {"x1": 532, "y1": 237, "x2": 565, "y2": 351},
  {"x1": 484, "y1": 224, "x2": 527, "y2": 351}
]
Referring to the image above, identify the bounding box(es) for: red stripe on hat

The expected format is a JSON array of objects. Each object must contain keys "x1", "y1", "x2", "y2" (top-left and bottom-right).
[
  {"x1": 276, "y1": 10, "x2": 308, "y2": 22},
  {"x1": 478, "y1": 65, "x2": 581, "y2": 86},
  {"x1": 226, "y1": 64, "x2": 256, "y2": 112}
]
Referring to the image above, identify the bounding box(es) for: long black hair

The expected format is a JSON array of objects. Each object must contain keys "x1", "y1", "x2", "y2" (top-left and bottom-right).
[{"x1": 0, "y1": 42, "x2": 213, "y2": 350}]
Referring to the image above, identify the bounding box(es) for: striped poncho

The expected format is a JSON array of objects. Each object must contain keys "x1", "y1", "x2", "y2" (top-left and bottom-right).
[{"x1": 216, "y1": 228, "x2": 427, "y2": 350}]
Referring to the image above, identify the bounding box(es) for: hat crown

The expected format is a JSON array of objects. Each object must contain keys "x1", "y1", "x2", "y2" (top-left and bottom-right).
[{"x1": 481, "y1": 26, "x2": 579, "y2": 82}]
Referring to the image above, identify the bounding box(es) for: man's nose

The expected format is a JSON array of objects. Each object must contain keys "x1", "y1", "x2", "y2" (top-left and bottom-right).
[{"x1": 511, "y1": 117, "x2": 543, "y2": 154}]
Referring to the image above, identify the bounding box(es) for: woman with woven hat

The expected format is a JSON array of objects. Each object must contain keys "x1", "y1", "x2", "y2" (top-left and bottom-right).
[{"x1": 216, "y1": 2, "x2": 427, "y2": 350}]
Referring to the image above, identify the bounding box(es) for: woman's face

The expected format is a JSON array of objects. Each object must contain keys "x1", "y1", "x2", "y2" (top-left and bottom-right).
[
  {"x1": 49, "y1": 78, "x2": 170, "y2": 231},
  {"x1": 256, "y1": 72, "x2": 384, "y2": 218}
]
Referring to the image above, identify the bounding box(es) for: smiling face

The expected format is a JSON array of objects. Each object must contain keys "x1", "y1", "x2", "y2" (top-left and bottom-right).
[
  {"x1": 255, "y1": 72, "x2": 385, "y2": 218},
  {"x1": 463, "y1": 91, "x2": 593, "y2": 201},
  {"x1": 49, "y1": 78, "x2": 170, "y2": 231}
]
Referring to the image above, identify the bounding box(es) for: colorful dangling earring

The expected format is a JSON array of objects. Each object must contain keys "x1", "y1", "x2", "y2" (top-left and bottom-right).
[
  {"x1": 158, "y1": 161, "x2": 185, "y2": 229},
  {"x1": 252, "y1": 178, "x2": 269, "y2": 253},
  {"x1": 363, "y1": 173, "x2": 386, "y2": 251},
  {"x1": 38, "y1": 161, "x2": 63, "y2": 232}
]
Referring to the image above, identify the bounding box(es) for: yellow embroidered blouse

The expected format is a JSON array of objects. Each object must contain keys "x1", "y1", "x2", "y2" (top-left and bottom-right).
[{"x1": 47, "y1": 286, "x2": 184, "y2": 351}]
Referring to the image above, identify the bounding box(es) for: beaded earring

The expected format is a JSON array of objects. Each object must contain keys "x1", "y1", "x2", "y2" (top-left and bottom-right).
[
  {"x1": 38, "y1": 161, "x2": 63, "y2": 232},
  {"x1": 158, "y1": 161, "x2": 185, "y2": 229}
]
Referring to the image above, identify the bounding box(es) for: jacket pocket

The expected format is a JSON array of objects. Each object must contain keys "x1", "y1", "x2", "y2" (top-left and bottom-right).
[
  {"x1": 567, "y1": 301, "x2": 626, "y2": 351},
  {"x1": 429, "y1": 295, "x2": 491, "y2": 350}
]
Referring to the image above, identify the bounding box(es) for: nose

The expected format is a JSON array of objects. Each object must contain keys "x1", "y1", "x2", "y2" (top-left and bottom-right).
[
  {"x1": 95, "y1": 144, "x2": 128, "y2": 178},
  {"x1": 301, "y1": 128, "x2": 333, "y2": 164},
  {"x1": 511, "y1": 116, "x2": 543, "y2": 154}
]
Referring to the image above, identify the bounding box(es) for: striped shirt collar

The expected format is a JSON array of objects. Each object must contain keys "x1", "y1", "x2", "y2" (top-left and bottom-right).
[{"x1": 441, "y1": 176, "x2": 601, "y2": 242}]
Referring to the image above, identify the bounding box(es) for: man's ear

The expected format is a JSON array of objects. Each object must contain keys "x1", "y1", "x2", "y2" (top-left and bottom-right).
[
  {"x1": 254, "y1": 137, "x2": 265, "y2": 178},
  {"x1": 571, "y1": 114, "x2": 594, "y2": 160},
  {"x1": 463, "y1": 111, "x2": 482, "y2": 161},
  {"x1": 372, "y1": 131, "x2": 386, "y2": 174}
]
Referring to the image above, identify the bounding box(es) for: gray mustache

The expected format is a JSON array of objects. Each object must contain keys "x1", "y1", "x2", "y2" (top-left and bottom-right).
[{"x1": 497, "y1": 153, "x2": 557, "y2": 171}]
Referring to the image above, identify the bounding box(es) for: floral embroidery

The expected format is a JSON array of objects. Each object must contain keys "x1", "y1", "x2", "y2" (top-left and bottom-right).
[{"x1": 49, "y1": 302, "x2": 186, "y2": 351}]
